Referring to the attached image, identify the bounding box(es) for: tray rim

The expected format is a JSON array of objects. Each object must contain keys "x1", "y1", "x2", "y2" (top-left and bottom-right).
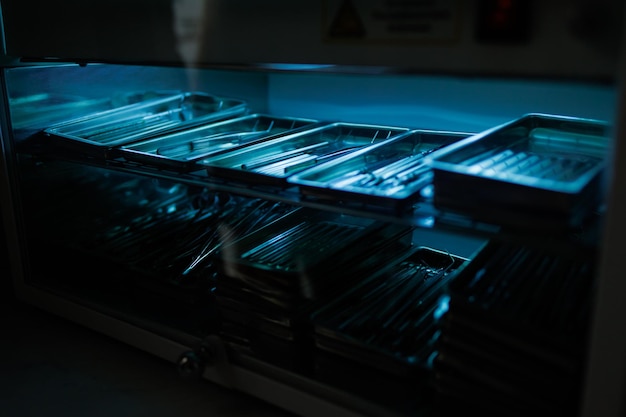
[
  {"x1": 115, "y1": 113, "x2": 321, "y2": 171},
  {"x1": 43, "y1": 91, "x2": 248, "y2": 151},
  {"x1": 288, "y1": 128, "x2": 474, "y2": 204},
  {"x1": 427, "y1": 112, "x2": 610, "y2": 195},
  {"x1": 197, "y1": 121, "x2": 412, "y2": 186}
]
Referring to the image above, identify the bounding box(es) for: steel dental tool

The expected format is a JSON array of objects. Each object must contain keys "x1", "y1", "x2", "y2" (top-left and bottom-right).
[
  {"x1": 241, "y1": 141, "x2": 331, "y2": 171},
  {"x1": 328, "y1": 144, "x2": 445, "y2": 190},
  {"x1": 156, "y1": 126, "x2": 275, "y2": 160}
]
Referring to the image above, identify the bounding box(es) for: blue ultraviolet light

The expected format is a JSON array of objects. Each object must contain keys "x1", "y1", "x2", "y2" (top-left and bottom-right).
[{"x1": 433, "y1": 294, "x2": 450, "y2": 320}]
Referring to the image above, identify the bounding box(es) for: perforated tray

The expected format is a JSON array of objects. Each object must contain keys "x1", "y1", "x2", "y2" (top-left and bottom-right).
[
  {"x1": 197, "y1": 122, "x2": 410, "y2": 186},
  {"x1": 117, "y1": 113, "x2": 319, "y2": 171},
  {"x1": 44, "y1": 91, "x2": 247, "y2": 158},
  {"x1": 428, "y1": 113, "x2": 609, "y2": 229}
]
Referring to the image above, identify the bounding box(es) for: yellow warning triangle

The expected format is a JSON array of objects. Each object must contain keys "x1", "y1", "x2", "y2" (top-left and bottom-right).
[{"x1": 328, "y1": 0, "x2": 366, "y2": 38}]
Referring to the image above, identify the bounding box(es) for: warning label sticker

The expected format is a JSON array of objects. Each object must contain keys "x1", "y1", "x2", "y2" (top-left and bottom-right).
[{"x1": 323, "y1": 0, "x2": 460, "y2": 43}]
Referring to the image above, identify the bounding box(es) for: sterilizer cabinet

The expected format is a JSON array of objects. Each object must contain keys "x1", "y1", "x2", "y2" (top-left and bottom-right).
[{"x1": 1, "y1": 1, "x2": 625, "y2": 416}]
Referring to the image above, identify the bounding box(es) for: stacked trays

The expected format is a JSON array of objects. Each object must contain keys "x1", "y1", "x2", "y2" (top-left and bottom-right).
[
  {"x1": 43, "y1": 91, "x2": 248, "y2": 158},
  {"x1": 116, "y1": 113, "x2": 319, "y2": 172},
  {"x1": 212, "y1": 207, "x2": 415, "y2": 373},
  {"x1": 310, "y1": 246, "x2": 467, "y2": 413},
  {"x1": 289, "y1": 129, "x2": 472, "y2": 212},
  {"x1": 18, "y1": 159, "x2": 300, "y2": 286},
  {"x1": 197, "y1": 122, "x2": 410, "y2": 186},
  {"x1": 432, "y1": 240, "x2": 596, "y2": 417},
  {"x1": 428, "y1": 113, "x2": 609, "y2": 229}
]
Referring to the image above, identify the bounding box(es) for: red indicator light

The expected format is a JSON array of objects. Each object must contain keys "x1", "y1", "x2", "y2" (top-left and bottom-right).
[{"x1": 475, "y1": 0, "x2": 532, "y2": 43}]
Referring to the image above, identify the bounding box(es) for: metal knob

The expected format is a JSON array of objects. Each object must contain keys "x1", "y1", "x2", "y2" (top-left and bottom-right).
[{"x1": 177, "y1": 342, "x2": 215, "y2": 379}]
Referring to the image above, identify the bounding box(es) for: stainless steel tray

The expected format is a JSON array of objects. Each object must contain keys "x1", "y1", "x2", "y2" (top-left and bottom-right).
[
  {"x1": 216, "y1": 208, "x2": 413, "y2": 307},
  {"x1": 312, "y1": 245, "x2": 468, "y2": 375},
  {"x1": 43, "y1": 91, "x2": 248, "y2": 158},
  {"x1": 10, "y1": 93, "x2": 110, "y2": 132},
  {"x1": 116, "y1": 113, "x2": 319, "y2": 172},
  {"x1": 197, "y1": 122, "x2": 410, "y2": 186},
  {"x1": 10, "y1": 90, "x2": 178, "y2": 134},
  {"x1": 428, "y1": 113, "x2": 610, "y2": 229},
  {"x1": 288, "y1": 129, "x2": 471, "y2": 211}
]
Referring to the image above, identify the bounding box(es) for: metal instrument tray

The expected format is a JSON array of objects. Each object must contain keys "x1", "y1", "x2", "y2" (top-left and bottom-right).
[
  {"x1": 311, "y1": 245, "x2": 467, "y2": 376},
  {"x1": 428, "y1": 113, "x2": 609, "y2": 229},
  {"x1": 309, "y1": 246, "x2": 467, "y2": 410},
  {"x1": 432, "y1": 240, "x2": 595, "y2": 415},
  {"x1": 116, "y1": 113, "x2": 319, "y2": 172},
  {"x1": 288, "y1": 129, "x2": 471, "y2": 211},
  {"x1": 197, "y1": 122, "x2": 410, "y2": 186},
  {"x1": 43, "y1": 92, "x2": 248, "y2": 158},
  {"x1": 216, "y1": 208, "x2": 413, "y2": 309},
  {"x1": 10, "y1": 93, "x2": 110, "y2": 132},
  {"x1": 10, "y1": 90, "x2": 178, "y2": 139},
  {"x1": 444, "y1": 240, "x2": 594, "y2": 358}
]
